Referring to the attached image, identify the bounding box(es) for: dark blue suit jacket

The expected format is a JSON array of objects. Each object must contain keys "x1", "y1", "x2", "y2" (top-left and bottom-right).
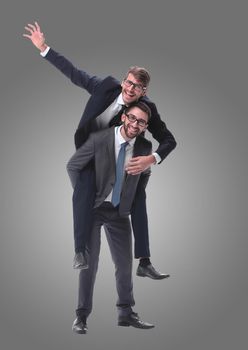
[{"x1": 44, "y1": 48, "x2": 177, "y2": 161}]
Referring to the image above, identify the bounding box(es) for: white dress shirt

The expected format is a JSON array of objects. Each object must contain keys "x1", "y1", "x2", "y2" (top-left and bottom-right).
[{"x1": 95, "y1": 94, "x2": 125, "y2": 129}]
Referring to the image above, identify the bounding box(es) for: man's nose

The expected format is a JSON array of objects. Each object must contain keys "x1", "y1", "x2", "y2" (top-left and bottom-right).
[
  {"x1": 131, "y1": 119, "x2": 139, "y2": 127},
  {"x1": 128, "y1": 83, "x2": 135, "y2": 91}
]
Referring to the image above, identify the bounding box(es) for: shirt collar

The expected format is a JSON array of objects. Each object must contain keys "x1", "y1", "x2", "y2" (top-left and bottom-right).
[{"x1": 117, "y1": 93, "x2": 125, "y2": 106}]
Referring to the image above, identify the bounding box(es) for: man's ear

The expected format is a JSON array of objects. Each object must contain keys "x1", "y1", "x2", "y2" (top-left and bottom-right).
[
  {"x1": 142, "y1": 87, "x2": 147, "y2": 97},
  {"x1": 121, "y1": 114, "x2": 126, "y2": 123}
]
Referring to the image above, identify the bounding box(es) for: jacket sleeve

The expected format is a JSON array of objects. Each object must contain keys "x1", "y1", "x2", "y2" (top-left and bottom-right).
[
  {"x1": 44, "y1": 48, "x2": 102, "y2": 95},
  {"x1": 137, "y1": 168, "x2": 151, "y2": 191},
  {"x1": 66, "y1": 133, "x2": 95, "y2": 188},
  {"x1": 143, "y1": 97, "x2": 177, "y2": 163},
  {"x1": 136, "y1": 140, "x2": 152, "y2": 190}
]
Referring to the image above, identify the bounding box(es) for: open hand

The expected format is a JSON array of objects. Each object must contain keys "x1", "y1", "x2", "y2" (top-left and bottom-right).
[
  {"x1": 23, "y1": 21, "x2": 47, "y2": 52},
  {"x1": 126, "y1": 155, "x2": 155, "y2": 175}
]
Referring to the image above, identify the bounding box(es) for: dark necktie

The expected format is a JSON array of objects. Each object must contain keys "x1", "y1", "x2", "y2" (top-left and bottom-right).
[
  {"x1": 111, "y1": 141, "x2": 129, "y2": 207},
  {"x1": 109, "y1": 104, "x2": 126, "y2": 127}
]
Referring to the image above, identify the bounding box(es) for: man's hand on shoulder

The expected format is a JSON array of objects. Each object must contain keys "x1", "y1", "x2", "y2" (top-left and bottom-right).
[
  {"x1": 23, "y1": 21, "x2": 48, "y2": 52},
  {"x1": 126, "y1": 155, "x2": 156, "y2": 175}
]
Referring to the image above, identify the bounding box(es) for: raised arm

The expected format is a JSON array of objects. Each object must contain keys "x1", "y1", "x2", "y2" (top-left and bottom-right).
[{"x1": 23, "y1": 22, "x2": 102, "y2": 94}]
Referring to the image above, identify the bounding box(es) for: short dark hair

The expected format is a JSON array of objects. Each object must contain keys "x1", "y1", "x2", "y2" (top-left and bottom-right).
[
  {"x1": 125, "y1": 66, "x2": 150, "y2": 88},
  {"x1": 125, "y1": 101, "x2": 151, "y2": 121}
]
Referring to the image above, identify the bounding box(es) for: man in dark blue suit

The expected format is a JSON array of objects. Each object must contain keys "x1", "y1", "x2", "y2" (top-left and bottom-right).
[{"x1": 23, "y1": 22, "x2": 177, "y2": 279}]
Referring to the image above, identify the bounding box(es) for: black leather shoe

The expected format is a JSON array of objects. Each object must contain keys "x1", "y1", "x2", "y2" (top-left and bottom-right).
[
  {"x1": 136, "y1": 264, "x2": 170, "y2": 280},
  {"x1": 118, "y1": 312, "x2": 154, "y2": 329},
  {"x1": 72, "y1": 317, "x2": 88, "y2": 334},
  {"x1": 73, "y1": 252, "x2": 89, "y2": 270}
]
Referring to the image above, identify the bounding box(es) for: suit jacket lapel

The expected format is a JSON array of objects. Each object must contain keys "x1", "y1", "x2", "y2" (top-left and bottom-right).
[
  {"x1": 82, "y1": 84, "x2": 122, "y2": 125},
  {"x1": 132, "y1": 136, "x2": 145, "y2": 158},
  {"x1": 123, "y1": 136, "x2": 144, "y2": 184}
]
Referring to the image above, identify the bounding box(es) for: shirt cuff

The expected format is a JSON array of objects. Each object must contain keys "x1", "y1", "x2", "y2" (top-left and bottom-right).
[
  {"x1": 40, "y1": 46, "x2": 50, "y2": 57},
  {"x1": 152, "y1": 152, "x2": 161, "y2": 164}
]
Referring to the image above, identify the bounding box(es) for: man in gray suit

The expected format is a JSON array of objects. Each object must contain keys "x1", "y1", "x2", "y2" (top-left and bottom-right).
[{"x1": 67, "y1": 101, "x2": 155, "y2": 333}]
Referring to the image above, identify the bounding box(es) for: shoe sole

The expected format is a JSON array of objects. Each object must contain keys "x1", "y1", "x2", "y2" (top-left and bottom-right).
[
  {"x1": 136, "y1": 272, "x2": 170, "y2": 280},
  {"x1": 73, "y1": 264, "x2": 89, "y2": 270},
  {"x1": 118, "y1": 321, "x2": 154, "y2": 329},
  {"x1": 72, "y1": 328, "x2": 87, "y2": 334}
]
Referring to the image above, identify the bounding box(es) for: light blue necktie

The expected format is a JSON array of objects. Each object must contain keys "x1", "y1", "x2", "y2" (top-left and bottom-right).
[{"x1": 111, "y1": 141, "x2": 129, "y2": 207}]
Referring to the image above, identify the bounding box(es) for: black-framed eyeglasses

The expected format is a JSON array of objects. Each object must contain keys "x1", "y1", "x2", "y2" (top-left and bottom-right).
[
  {"x1": 125, "y1": 113, "x2": 148, "y2": 127},
  {"x1": 123, "y1": 79, "x2": 146, "y2": 93}
]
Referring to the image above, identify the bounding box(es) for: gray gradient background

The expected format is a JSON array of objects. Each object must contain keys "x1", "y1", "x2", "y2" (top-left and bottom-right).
[{"x1": 0, "y1": 1, "x2": 247, "y2": 349}]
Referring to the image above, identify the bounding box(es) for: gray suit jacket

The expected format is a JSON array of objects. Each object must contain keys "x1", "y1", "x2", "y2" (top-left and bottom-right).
[{"x1": 67, "y1": 127, "x2": 152, "y2": 216}]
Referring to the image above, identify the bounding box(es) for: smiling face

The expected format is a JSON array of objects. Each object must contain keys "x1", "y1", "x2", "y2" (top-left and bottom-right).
[
  {"x1": 121, "y1": 73, "x2": 146, "y2": 105},
  {"x1": 120, "y1": 106, "x2": 149, "y2": 140}
]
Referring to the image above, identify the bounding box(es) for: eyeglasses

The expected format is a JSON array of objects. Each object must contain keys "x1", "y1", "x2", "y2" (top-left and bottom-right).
[
  {"x1": 123, "y1": 79, "x2": 146, "y2": 93},
  {"x1": 125, "y1": 113, "x2": 148, "y2": 127}
]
